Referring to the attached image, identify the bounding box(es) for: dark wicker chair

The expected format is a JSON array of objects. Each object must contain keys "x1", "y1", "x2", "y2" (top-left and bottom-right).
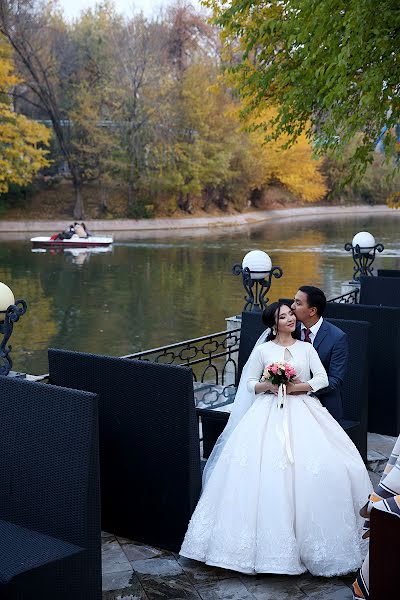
[
  {"x1": 369, "y1": 508, "x2": 400, "y2": 599},
  {"x1": 326, "y1": 318, "x2": 369, "y2": 461},
  {"x1": 324, "y1": 302, "x2": 400, "y2": 436},
  {"x1": 377, "y1": 269, "x2": 400, "y2": 278},
  {"x1": 0, "y1": 376, "x2": 101, "y2": 599},
  {"x1": 360, "y1": 275, "x2": 400, "y2": 307},
  {"x1": 48, "y1": 349, "x2": 202, "y2": 552},
  {"x1": 202, "y1": 311, "x2": 370, "y2": 460}
]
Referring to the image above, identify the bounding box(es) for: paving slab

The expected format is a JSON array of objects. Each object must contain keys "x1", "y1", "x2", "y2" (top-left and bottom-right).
[
  {"x1": 102, "y1": 536, "x2": 133, "y2": 574},
  {"x1": 195, "y1": 577, "x2": 256, "y2": 600},
  {"x1": 177, "y1": 556, "x2": 237, "y2": 584},
  {"x1": 297, "y1": 575, "x2": 354, "y2": 600},
  {"x1": 137, "y1": 572, "x2": 202, "y2": 600},
  {"x1": 132, "y1": 558, "x2": 184, "y2": 577},
  {"x1": 367, "y1": 433, "x2": 397, "y2": 460},
  {"x1": 102, "y1": 571, "x2": 148, "y2": 600},
  {"x1": 240, "y1": 574, "x2": 306, "y2": 600},
  {"x1": 118, "y1": 538, "x2": 172, "y2": 562}
]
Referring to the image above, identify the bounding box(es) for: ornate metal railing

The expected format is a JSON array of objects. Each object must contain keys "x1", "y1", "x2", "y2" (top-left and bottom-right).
[
  {"x1": 122, "y1": 328, "x2": 241, "y2": 388},
  {"x1": 328, "y1": 288, "x2": 359, "y2": 304},
  {"x1": 30, "y1": 288, "x2": 359, "y2": 401}
]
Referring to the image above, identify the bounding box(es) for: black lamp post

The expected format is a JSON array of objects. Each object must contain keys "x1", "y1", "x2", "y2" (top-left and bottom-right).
[
  {"x1": 0, "y1": 282, "x2": 27, "y2": 376},
  {"x1": 344, "y1": 231, "x2": 384, "y2": 282},
  {"x1": 232, "y1": 250, "x2": 283, "y2": 311}
]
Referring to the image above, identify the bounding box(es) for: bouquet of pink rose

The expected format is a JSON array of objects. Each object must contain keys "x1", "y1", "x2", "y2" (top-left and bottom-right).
[
  {"x1": 262, "y1": 362, "x2": 297, "y2": 386},
  {"x1": 261, "y1": 362, "x2": 297, "y2": 408}
]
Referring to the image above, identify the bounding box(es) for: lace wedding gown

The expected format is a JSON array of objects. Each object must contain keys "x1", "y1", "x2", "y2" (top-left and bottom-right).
[{"x1": 180, "y1": 340, "x2": 372, "y2": 576}]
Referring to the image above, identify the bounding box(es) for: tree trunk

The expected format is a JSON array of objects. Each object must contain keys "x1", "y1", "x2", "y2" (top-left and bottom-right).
[
  {"x1": 73, "y1": 180, "x2": 84, "y2": 220},
  {"x1": 127, "y1": 123, "x2": 139, "y2": 212},
  {"x1": 127, "y1": 165, "x2": 135, "y2": 211},
  {"x1": 100, "y1": 185, "x2": 108, "y2": 213},
  {"x1": 183, "y1": 193, "x2": 193, "y2": 213},
  {"x1": 217, "y1": 191, "x2": 229, "y2": 211},
  {"x1": 203, "y1": 187, "x2": 213, "y2": 211}
]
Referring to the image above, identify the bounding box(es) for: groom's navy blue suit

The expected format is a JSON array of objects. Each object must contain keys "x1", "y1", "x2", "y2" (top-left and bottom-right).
[{"x1": 297, "y1": 320, "x2": 348, "y2": 422}]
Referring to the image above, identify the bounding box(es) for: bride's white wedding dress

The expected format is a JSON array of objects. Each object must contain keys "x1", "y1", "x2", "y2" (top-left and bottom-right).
[{"x1": 180, "y1": 339, "x2": 372, "y2": 576}]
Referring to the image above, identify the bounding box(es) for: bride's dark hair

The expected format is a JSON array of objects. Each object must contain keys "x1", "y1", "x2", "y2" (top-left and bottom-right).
[{"x1": 262, "y1": 300, "x2": 296, "y2": 341}]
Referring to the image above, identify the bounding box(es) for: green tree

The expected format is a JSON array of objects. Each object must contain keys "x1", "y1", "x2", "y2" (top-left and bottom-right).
[{"x1": 206, "y1": 0, "x2": 400, "y2": 174}]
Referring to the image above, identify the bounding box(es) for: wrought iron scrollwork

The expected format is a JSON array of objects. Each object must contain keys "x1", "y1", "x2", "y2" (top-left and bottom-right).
[
  {"x1": 0, "y1": 300, "x2": 27, "y2": 376},
  {"x1": 232, "y1": 264, "x2": 283, "y2": 311},
  {"x1": 124, "y1": 328, "x2": 241, "y2": 387},
  {"x1": 328, "y1": 289, "x2": 359, "y2": 304},
  {"x1": 344, "y1": 242, "x2": 384, "y2": 281}
]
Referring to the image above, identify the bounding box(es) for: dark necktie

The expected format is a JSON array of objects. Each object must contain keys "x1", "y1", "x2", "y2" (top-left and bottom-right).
[{"x1": 303, "y1": 328, "x2": 312, "y2": 343}]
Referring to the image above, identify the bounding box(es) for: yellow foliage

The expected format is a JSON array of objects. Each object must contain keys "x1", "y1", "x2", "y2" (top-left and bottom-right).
[
  {"x1": 387, "y1": 191, "x2": 400, "y2": 209},
  {"x1": 247, "y1": 107, "x2": 328, "y2": 202},
  {"x1": 0, "y1": 36, "x2": 50, "y2": 193}
]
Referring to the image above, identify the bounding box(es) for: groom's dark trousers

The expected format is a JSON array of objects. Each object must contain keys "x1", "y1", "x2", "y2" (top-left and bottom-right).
[{"x1": 297, "y1": 320, "x2": 348, "y2": 422}]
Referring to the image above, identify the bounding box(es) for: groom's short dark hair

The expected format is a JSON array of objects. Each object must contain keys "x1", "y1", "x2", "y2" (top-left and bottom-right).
[{"x1": 299, "y1": 285, "x2": 327, "y2": 316}]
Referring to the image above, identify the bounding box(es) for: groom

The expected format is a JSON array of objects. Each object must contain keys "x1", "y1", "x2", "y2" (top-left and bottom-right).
[{"x1": 291, "y1": 285, "x2": 348, "y2": 422}]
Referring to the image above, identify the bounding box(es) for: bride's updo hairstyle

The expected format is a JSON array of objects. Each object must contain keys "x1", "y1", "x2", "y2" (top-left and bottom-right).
[{"x1": 262, "y1": 300, "x2": 296, "y2": 341}]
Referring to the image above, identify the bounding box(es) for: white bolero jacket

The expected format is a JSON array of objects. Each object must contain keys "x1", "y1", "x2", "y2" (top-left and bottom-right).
[{"x1": 246, "y1": 340, "x2": 329, "y2": 394}]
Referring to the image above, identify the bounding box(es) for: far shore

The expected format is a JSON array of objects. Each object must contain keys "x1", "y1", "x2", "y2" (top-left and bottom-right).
[{"x1": 0, "y1": 204, "x2": 398, "y2": 240}]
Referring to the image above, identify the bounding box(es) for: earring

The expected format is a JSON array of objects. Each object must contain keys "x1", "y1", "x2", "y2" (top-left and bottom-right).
[{"x1": 272, "y1": 327, "x2": 277, "y2": 336}]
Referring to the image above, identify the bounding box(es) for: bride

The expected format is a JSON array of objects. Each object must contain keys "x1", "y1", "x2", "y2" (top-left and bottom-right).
[{"x1": 180, "y1": 301, "x2": 372, "y2": 576}]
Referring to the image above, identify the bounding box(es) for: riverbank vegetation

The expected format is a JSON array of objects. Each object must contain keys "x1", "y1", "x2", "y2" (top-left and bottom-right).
[
  {"x1": 0, "y1": 0, "x2": 398, "y2": 220},
  {"x1": 0, "y1": 36, "x2": 50, "y2": 194}
]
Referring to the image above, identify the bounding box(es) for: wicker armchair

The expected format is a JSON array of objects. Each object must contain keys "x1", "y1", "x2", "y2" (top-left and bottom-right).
[
  {"x1": 377, "y1": 269, "x2": 400, "y2": 278},
  {"x1": 324, "y1": 302, "x2": 400, "y2": 435},
  {"x1": 48, "y1": 349, "x2": 202, "y2": 552},
  {"x1": 360, "y1": 274, "x2": 400, "y2": 307},
  {"x1": 0, "y1": 376, "x2": 101, "y2": 599}
]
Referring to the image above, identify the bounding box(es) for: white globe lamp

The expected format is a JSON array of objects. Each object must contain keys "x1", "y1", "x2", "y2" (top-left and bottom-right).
[
  {"x1": 233, "y1": 250, "x2": 283, "y2": 311},
  {"x1": 352, "y1": 231, "x2": 376, "y2": 255},
  {"x1": 345, "y1": 232, "x2": 384, "y2": 282},
  {"x1": 0, "y1": 282, "x2": 27, "y2": 376},
  {"x1": 242, "y1": 250, "x2": 272, "y2": 280},
  {"x1": 0, "y1": 282, "x2": 15, "y2": 321}
]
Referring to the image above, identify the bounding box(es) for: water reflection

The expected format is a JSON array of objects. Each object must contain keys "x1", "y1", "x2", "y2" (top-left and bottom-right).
[
  {"x1": 32, "y1": 245, "x2": 113, "y2": 266},
  {"x1": 0, "y1": 214, "x2": 399, "y2": 375}
]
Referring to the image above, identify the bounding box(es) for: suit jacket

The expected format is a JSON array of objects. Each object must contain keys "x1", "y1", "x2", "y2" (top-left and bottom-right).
[{"x1": 297, "y1": 319, "x2": 348, "y2": 421}]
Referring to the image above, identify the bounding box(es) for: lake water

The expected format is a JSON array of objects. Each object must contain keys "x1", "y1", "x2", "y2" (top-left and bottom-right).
[{"x1": 1, "y1": 213, "x2": 399, "y2": 375}]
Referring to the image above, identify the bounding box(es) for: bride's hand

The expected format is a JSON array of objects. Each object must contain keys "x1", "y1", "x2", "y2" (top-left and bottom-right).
[{"x1": 263, "y1": 381, "x2": 279, "y2": 395}]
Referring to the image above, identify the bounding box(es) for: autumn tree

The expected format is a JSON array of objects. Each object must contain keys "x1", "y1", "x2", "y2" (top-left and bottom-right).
[
  {"x1": 246, "y1": 107, "x2": 327, "y2": 202},
  {"x1": 147, "y1": 3, "x2": 222, "y2": 213},
  {"x1": 0, "y1": 1, "x2": 88, "y2": 215},
  {"x1": 69, "y1": 3, "x2": 121, "y2": 213},
  {"x1": 0, "y1": 0, "x2": 120, "y2": 218},
  {"x1": 108, "y1": 14, "x2": 167, "y2": 213},
  {"x1": 0, "y1": 35, "x2": 50, "y2": 194},
  {"x1": 206, "y1": 0, "x2": 400, "y2": 175},
  {"x1": 164, "y1": 1, "x2": 216, "y2": 78}
]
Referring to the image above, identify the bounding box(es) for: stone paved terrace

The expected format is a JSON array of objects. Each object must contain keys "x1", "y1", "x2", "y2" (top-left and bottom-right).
[{"x1": 101, "y1": 433, "x2": 397, "y2": 600}]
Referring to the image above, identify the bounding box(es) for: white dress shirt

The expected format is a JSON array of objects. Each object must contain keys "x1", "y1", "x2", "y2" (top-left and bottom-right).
[{"x1": 300, "y1": 316, "x2": 323, "y2": 345}]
